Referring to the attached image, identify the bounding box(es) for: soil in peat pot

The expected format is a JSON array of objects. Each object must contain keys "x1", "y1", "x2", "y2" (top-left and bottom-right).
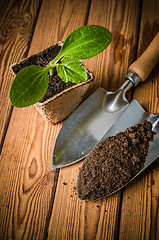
[
  {"x1": 11, "y1": 45, "x2": 84, "y2": 103},
  {"x1": 77, "y1": 120, "x2": 154, "y2": 200}
]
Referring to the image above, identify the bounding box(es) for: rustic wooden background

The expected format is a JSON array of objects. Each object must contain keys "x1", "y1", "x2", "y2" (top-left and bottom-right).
[{"x1": 0, "y1": 0, "x2": 159, "y2": 239}]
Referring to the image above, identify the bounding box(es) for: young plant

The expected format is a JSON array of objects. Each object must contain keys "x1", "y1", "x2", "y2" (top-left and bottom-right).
[{"x1": 9, "y1": 25, "x2": 112, "y2": 108}]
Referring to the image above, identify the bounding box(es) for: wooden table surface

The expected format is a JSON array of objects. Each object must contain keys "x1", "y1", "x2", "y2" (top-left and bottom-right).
[{"x1": 0, "y1": 0, "x2": 159, "y2": 239}]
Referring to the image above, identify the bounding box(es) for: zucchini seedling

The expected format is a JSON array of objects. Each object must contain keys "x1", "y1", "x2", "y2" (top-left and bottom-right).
[{"x1": 9, "y1": 25, "x2": 112, "y2": 108}]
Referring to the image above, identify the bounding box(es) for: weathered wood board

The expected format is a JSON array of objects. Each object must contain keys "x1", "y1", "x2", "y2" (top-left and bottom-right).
[{"x1": 0, "y1": 0, "x2": 42, "y2": 151}]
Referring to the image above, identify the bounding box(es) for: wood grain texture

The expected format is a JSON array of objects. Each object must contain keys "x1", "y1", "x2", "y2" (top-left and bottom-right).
[
  {"x1": 119, "y1": 0, "x2": 159, "y2": 239},
  {"x1": 83, "y1": 0, "x2": 142, "y2": 94},
  {"x1": 48, "y1": 162, "x2": 121, "y2": 240},
  {"x1": 27, "y1": 0, "x2": 91, "y2": 55},
  {"x1": 0, "y1": 0, "x2": 91, "y2": 239},
  {"x1": 0, "y1": 107, "x2": 61, "y2": 239},
  {"x1": 0, "y1": 0, "x2": 42, "y2": 152},
  {"x1": 47, "y1": 0, "x2": 142, "y2": 239}
]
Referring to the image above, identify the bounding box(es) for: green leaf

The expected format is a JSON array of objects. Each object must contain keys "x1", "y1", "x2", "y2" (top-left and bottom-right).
[
  {"x1": 60, "y1": 25, "x2": 112, "y2": 59},
  {"x1": 9, "y1": 65, "x2": 51, "y2": 107},
  {"x1": 57, "y1": 57, "x2": 87, "y2": 83}
]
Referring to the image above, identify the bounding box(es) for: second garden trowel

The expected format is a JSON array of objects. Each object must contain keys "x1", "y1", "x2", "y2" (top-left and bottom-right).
[{"x1": 52, "y1": 33, "x2": 159, "y2": 169}]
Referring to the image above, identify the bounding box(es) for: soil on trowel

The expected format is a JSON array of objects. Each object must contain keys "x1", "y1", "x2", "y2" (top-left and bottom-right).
[
  {"x1": 11, "y1": 45, "x2": 76, "y2": 103},
  {"x1": 77, "y1": 120, "x2": 154, "y2": 200}
]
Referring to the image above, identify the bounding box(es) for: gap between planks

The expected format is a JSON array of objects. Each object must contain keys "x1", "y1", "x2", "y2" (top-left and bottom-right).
[{"x1": 0, "y1": 0, "x2": 43, "y2": 154}]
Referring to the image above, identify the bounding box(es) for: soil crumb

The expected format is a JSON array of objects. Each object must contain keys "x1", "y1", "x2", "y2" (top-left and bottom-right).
[{"x1": 77, "y1": 120, "x2": 154, "y2": 200}]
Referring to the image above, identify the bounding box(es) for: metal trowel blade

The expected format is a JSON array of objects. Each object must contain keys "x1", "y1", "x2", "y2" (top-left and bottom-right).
[{"x1": 52, "y1": 87, "x2": 128, "y2": 169}]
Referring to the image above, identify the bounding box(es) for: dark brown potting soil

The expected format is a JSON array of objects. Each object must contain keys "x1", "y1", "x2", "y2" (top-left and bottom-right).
[
  {"x1": 39, "y1": 69, "x2": 76, "y2": 103},
  {"x1": 11, "y1": 45, "x2": 76, "y2": 103},
  {"x1": 77, "y1": 120, "x2": 154, "y2": 200}
]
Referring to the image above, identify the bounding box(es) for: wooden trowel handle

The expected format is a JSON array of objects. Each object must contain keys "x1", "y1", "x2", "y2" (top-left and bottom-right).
[{"x1": 128, "y1": 32, "x2": 159, "y2": 82}]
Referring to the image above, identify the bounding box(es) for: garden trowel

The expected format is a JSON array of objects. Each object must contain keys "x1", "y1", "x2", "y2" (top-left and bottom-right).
[{"x1": 52, "y1": 33, "x2": 159, "y2": 169}]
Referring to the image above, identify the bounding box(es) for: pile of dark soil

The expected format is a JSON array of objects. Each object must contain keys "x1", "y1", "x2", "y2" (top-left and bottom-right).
[
  {"x1": 77, "y1": 120, "x2": 154, "y2": 200},
  {"x1": 11, "y1": 45, "x2": 76, "y2": 103}
]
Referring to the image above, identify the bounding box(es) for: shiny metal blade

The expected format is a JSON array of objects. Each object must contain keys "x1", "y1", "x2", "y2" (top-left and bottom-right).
[{"x1": 52, "y1": 87, "x2": 129, "y2": 168}]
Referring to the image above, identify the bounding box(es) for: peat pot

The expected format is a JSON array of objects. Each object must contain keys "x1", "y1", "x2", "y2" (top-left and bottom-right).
[{"x1": 10, "y1": 41, "x2": 94, "y2": 124}]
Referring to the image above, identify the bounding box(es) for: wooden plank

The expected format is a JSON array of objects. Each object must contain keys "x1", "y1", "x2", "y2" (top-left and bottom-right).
[
  {"x1": 47, "y1": 0, "x2": 142, "y2": 239},
  {"x1": 0, "y1": 108, "x2": 61, "y2": 239},
  {"x1": 0, "y1": 0, "x2": 91, "y2": 239},
  {"x1": 0, "y1": 0, "x2": 42, "y2": 151},
  {"x1": 119, "y1": 0, "x2": 159, "y2": 239},
  {"x1": 83, "y1": 0, "x2": 142, "y2": 95},
  {"x1": 48, "y1": 162, "x2": 121, "y2": 240}
]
